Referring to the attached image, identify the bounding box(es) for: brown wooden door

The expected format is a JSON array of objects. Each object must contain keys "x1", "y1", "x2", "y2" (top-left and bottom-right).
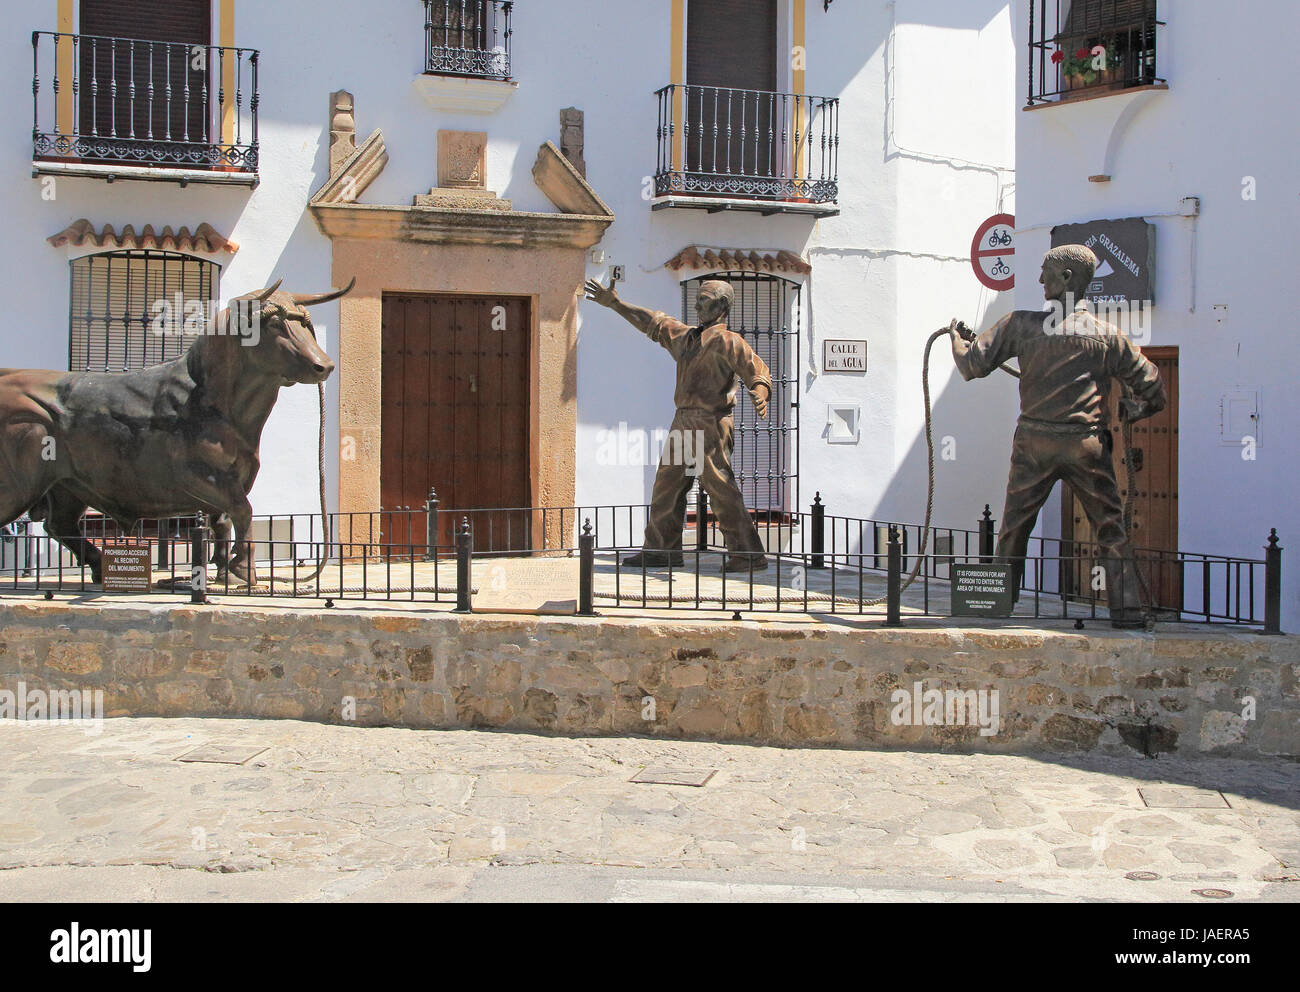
[
  {"x1": 686, "y1": 0, "x2": 778, "y2": 180},
  {"x1": 1063, "y1": 347, "x2": 1180, "y2": 612},
  {"x1": 381, "y1": 293, "x2": 530, "y2": 554}
]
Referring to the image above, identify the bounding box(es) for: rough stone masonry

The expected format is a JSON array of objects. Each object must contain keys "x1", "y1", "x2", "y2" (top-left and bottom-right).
[{"x1": 0, "y1": 600, "x2": 1296, "y2": 760}]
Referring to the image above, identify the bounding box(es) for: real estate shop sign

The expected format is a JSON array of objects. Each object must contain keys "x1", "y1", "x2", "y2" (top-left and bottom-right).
[{"x1": 1051, "y1": 217, "x2": 1155, "y2": 304}]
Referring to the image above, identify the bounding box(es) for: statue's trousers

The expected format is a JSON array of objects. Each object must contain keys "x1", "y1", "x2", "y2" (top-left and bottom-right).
[
  {"x1": 997, "y1": 421, "x2": 1142, "y2": 614},
  {"x1": 642, "y1": 409, "x2": 766, "y2": 558}
]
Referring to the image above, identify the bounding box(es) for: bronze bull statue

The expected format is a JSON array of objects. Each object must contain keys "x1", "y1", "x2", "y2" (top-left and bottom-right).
[{"x1": 0, "y1": 278, "x2": 351, "y2": 586}]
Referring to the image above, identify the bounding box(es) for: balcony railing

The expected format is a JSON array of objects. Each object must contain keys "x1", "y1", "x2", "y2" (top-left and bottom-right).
[
  {"x1": 32, "y1": 31, "x2": 258, "y2": 174},
  {"x1": 423, "y1": 0, "x2": 513, "y2": 80},
  {"x1": 1027, "y1": 0, "x2": 1163, "y2": 106},
  {"x1": 655, "y1": 84, "x2": 839, "y2": 204}
]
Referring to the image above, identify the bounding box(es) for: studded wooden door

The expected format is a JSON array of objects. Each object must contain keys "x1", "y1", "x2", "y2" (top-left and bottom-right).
[
  {"x1": 381, "y1": 293, "x2": 530, "y2": 553},
  {"x1": 1062, "y1": 347, "x2": 1180, "y2": 612}
]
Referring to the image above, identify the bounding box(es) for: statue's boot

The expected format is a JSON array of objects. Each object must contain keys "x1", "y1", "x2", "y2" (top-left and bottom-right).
[
  {"x1": 724, "y1": 553, "x2": 768, "y2": 573},
  {"x1": 1109, "y1": 608, "x2": 1146, "y2": 630},
  {"x1": 622, "y1": 551, "x2": 684, "y2": 568}
]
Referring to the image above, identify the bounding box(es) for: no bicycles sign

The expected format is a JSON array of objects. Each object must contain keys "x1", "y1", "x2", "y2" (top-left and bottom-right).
[{"x1": 971, "y1": 213, "x2": 1015, "y2": 292}]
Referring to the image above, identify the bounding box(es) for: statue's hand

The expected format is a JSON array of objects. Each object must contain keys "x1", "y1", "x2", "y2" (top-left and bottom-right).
[
  {"x1": 584, "y1": 278, "x2": 618, "y2": 308},
  {"x1": 948, "y1": 319, "x2": 976, "y2": 342},
  {"x1": 1119, "y1": 397, "x2": 1149, "y2": 423},
  {"x1": 751, "y1": 384, "x2": 770, "y2": 421}
]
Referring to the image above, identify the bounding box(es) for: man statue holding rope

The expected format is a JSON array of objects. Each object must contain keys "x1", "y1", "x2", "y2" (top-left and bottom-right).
[
  {"x1": 948, "y1": 244, "x2": 1166, "y2": 628},
  {"x1": 584, "y1": 276, "x2": 772, "y2": 572}
]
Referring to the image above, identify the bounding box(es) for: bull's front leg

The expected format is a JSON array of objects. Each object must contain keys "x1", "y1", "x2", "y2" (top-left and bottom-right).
[
  {"x1": 210, "y1": 513, "x2": 234, "y2": 570},
  {"x1": 223, "y1": 498, "x2": 257, "y2": 586}
]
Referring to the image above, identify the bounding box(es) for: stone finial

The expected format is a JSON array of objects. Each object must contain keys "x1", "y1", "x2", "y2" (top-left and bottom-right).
[
  {"x1": 560, "y1": 107, "x2": 586, "y2": 177},
  {"x1": 329, "y1": 90, "x2": 356, "y2": 178}
]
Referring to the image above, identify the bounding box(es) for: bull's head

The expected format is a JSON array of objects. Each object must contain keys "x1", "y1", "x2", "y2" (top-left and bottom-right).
[{"x1": 228, "y1": 278, "x2": 353, "y2": 385}]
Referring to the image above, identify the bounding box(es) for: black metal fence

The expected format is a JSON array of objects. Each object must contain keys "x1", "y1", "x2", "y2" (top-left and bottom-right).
[
  {"x1": 32, "y1": 31, "x2": 259, "y2": 173},
  {"x1": 0, "y1": 495, "x2": 1281, "y2": 633},
  {"x1": 423, "y1": 0, "x2": 513, "y2": 80},
  {"x1": 655, "y1": 84, "x2": 839, "y2": 203},
  {"x1": 1027, "y1": 0, "x2": 1162, "y2": 106}
]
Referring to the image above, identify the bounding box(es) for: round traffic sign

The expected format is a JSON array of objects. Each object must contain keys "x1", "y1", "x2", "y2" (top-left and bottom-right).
[{"x1": 971, "y1": 213, "x2": 1015, "y2": 292}]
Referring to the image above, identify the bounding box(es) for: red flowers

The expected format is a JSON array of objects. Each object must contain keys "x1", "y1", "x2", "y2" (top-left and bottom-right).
[
  {"x1": 1051, "y1": 50, "x2": 1065, "y2": 64},
  {"x1": 1075, "y1": 47, "x2": 1092, "y2": 59}
]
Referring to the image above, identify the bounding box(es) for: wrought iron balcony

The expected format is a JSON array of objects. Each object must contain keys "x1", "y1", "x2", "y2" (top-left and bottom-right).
[
  {"x1": 654, "y1": 84, "x2": 839, "y2": 206},
  {"x1": 423, "y1": 0, "x2": 513, "y2": 80},
  {"x1": 31, "y1": 31, "x2": 258, "y2": 178},
  {"x1": 1027, "y1": 0, "x2": 1164, "y2": 106}
]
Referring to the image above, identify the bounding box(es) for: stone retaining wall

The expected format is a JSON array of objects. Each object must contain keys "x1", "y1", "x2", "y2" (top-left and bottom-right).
[{"x1": 0, "y1": 600, "x2": 1296, "y2": 759}]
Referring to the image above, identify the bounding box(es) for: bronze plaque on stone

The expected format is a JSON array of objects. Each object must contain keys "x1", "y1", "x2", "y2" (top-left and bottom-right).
[
  {"x1": 101, "y1": 543, "x2": 153, "y2": 592},
  {"x1": 473, "y1": 557, "x2": 579, "y2": 615}
]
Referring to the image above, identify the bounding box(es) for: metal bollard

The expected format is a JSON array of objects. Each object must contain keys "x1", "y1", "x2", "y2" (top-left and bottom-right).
[
  {"x1": 190, "y1": 512, "x2": 209, "y2": 604},
  {"x1": 811, "y1": 492, "x2": 825, "y2": 570},
  {"x1": 696, "y1": 488, "x2": 708, "y2": 553},
  {"x1": 454, "y1": 517, "x2": 472, "y2": 614},
  {"x1": 578, "y1": 518, "x2": 596, "y2": 616},
  {"x1": 979, "y1": 504, "x2": 995, "y2": 563},
  {"x1": 1264, "y1": 528, "x2": 1283, "y2": 635},
  {"x1": 885, "y1": 525, "x2": 902, "y2": 626},
  {"x1": 424, "y1": 486, "x2": 438, "y2": 561}
]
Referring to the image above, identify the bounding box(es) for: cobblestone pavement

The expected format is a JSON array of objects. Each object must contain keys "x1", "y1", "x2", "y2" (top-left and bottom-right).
[{"x1": 1, "y1": 718, "x2": 1297, "y2": 902}]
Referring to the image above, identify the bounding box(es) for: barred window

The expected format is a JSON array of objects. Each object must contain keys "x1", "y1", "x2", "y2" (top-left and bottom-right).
[
  {"x1": 69, "y1": 250, "x2": 219, "y2": 373},
  {"x1": 681, "y1": 272, "x2": 799, "y2": 517}
]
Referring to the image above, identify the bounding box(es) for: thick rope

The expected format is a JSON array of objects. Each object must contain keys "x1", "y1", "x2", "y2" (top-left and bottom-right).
[
  {"x1": 282, "y1": 382, "x2": 331, "y2": 585},
  {"x1": 297, "y1": 382, "x2": 332, "y2": 583},
  {"x1": 852, "y1": 326, "x2": 1020, "y2": 606}
]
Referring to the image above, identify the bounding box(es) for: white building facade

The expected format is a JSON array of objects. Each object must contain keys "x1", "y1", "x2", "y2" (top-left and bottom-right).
[
  {"x1": 85, "y1": 4, "x2": 1300, "y2": 621},
  {"x1": 1013, "y1": 0, "x2": 1299, "y2": 628},
  {"x1": 5, "y1": 0, "x2": 1023, "y2": 549}
]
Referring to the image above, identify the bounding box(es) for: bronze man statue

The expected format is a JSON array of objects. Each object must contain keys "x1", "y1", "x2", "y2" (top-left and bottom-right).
[
  {"x1": 584, "y1": 277, "x2": 772, "y2": 571},
  {"x1": 949, "y1": 245, "x2": 1166, "y2": 628}
]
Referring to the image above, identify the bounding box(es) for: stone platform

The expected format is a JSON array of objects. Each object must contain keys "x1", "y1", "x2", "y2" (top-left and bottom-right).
[{"x1": 0, "y1": 591, "x2": 1295, "y2": 761}]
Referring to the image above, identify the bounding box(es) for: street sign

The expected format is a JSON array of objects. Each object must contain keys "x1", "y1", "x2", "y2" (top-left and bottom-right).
[
  {"x1": 101, "y1": 543, "x2": 153, "y2": 592},
  {"x1": 822, "y1": 339, "x2": 867, "y2": 373},
  {"x1": 951, "y1": 563, "x2": 1014, "y2": 618},
  {"x1": 971, "y1": 213, "x2": 1016, "y2": 292}
]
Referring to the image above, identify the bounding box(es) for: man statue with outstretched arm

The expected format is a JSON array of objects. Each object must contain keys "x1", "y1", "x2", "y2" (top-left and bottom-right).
[
  {"x1": 584, "y1": 276, "x2": 772, "y2": 572},
  {"x1": 948, "y1": 244, "x2": 1167, "y2": 628}
]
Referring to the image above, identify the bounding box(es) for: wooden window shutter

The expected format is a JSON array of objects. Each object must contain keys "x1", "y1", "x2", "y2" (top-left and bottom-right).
[
  {"x1": 687, "y1": 0, "x2": 778, "y2": 92},
  {"x1": 78, "y1": 0, "x2": 212, "y2": 146}
]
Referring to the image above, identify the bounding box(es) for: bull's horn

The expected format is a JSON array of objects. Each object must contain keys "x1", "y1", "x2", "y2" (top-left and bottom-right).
[
  {"x1": 250, "y1": 279, "x2": 283, "y2": 302},
  {"x1": 293, "y1": 276, "x2": 357, "y2": 307}
]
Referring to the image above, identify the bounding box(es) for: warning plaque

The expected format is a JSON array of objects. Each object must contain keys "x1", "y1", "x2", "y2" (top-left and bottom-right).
[
  {"x1": 951, "y1": 563, "x2": 1014, "y2": 618},
  {"x1": 101, "y1": 543, "x2": 153, "y2": 593}
]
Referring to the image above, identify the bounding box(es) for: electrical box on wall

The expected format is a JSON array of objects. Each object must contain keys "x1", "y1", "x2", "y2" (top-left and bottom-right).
[
  {"x1": 1219, "y1": 388, "x2": 1261, "y2": 445},
  {"x1": 827, "y1": 404, "x2": 860, "y2": 444}
]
